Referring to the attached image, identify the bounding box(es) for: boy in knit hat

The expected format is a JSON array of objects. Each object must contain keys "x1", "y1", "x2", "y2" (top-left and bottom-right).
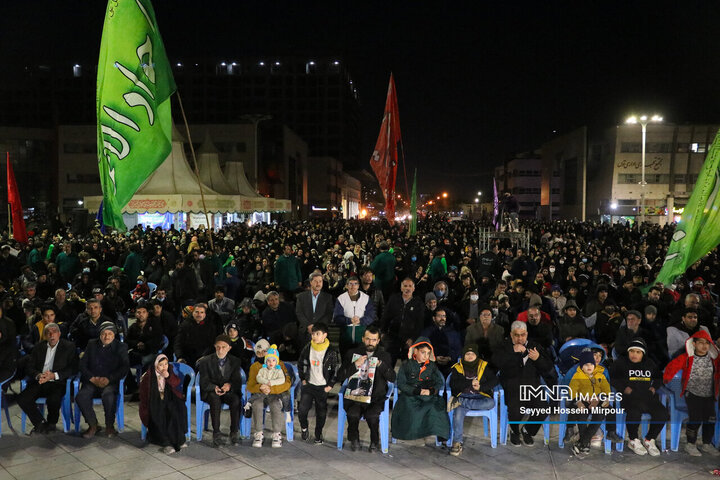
[
  {"x1": 609, "y1": 338, "x2": 669, "y2": 456},
  {"x1": 567, "y1": 350, "x2": 612, "y2": 457},
  {"x1": 297, "y1": 322, "x2": 340, "y2": 444}
]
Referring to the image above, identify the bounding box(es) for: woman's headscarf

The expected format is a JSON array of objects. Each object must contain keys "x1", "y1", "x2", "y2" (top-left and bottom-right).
[{"x1": 155, "y1": 354, "x2": 168, "y2": 393}]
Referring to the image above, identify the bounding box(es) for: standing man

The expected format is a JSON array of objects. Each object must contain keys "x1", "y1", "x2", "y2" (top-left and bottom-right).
[
  {"x1": 16, "y1": 323, "x2": 76, "y2": 434},
  {"x1": 382, "y1": 277, "x2": 425, "y2": 366},
  {"x1": 208, "y1": 286, "x2": 235, "y2": 326},
  {"x1": 296, "y1": 272, "x2": 334, "y2": 342},
  {"x1": 333, "y1": 276, "x2": 375, "y2": 357},
  {"x1": 339, "y1": 326, "x2": 396, "y2": 452},
  {"x1": 370, "y1": 242, "x2": 396, "y2": 299},
  {"x1": 274, "y1": 244, "x2": 302, "y2": 298},
  {"x1": 76, "y1": 322, "x2": 129, "y2": 438},
  {"x1": 196, "y1": 335, "x2": 244, "y2": 447}
]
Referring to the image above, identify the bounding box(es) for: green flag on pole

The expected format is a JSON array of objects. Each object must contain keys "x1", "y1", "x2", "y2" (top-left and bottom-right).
[
  {"x1": 409, "y1": 169, "x2": 418, "y2": 236},
  {"x1": 654, "y1": 128, "x2": 720, "y2": 286},
  {"x1": 96, "y1": 0, "x2": 176, "y2": 231}
]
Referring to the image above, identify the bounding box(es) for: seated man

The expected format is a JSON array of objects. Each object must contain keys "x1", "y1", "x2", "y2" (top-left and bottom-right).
[
  {"x1": 196, "y1": 335, "x2": 244, "y2": 447},
  {"x1": 391, "y1": 337, "x2": 450, "y2": 443},
  {"x1": 24, "y1": 304, "x2": 67, "y2": 353},
  {"x1": 447, "y1": 344, "x2": 498, "y2": 456},
  {"x1": 420, "y1": 307, "x2": 462, "y2": 377},
  {"x1": 492, "y1": 321, "x2": 555, "y2": 446},
  {"x1": 667, "y1": 308, "x2": 710, "y2": 359},
  {"x1": 69, "y1": 299, "x2": 115, "y2": 350},
  {"x1": 339, "y1": 325, "x2": 395, "y2": 452},
  {"x1": 208, "y1": 286, "x2": 235, "y2": 326},
  {"x1": 333, "y1": 277, "x2": 375, "y2": 357},
  {"x1": 76, "y1": 322, "x2": 129, "y2": 438},
  {"x1": 127, "y1": 299, "x2": 163, "y2": 369},
  {"x1": 175, "y1": 303, "x2": 219, "y2": 368},
  {"x1": 17, "y1": 323, "x2": 76, "y2": 434}
]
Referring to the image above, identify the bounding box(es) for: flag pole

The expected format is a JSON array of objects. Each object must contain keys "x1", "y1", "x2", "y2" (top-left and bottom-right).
[
  {"x1": 6, "y1": 153, "x2": 10, "y2": 237},
  {"x1": 175, "y1": 91, "x2": 214, "y2": 251}
]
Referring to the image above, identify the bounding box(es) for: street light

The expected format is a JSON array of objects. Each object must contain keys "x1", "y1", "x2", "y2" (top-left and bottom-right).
[
  {"x1": 442, "y1": 192, "x2": 448, "y2": 198},
  {"x1": 477, "y1": 191, "x2": 482, "y2": 196},
  {"x1": 625, "y1": 114, "x2": 663, "y2": 227}
]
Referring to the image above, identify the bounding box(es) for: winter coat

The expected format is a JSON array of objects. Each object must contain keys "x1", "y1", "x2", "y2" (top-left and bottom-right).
[{"x1": 663, "y1": 330, "x2": 720, "y2": 398}]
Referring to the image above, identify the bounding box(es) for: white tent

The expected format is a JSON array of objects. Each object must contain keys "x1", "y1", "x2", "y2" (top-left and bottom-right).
[
  {"x1": 224, "y1": 161, "x2": 261, "y2": 197},
  {"x1": 84, "y1": 126, "x2": 290, "y2": 227},
  {"x1": 197, "y1": 131, "x2": 236, "y2": 195}
]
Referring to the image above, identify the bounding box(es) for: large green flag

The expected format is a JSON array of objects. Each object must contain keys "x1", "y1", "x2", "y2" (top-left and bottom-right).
[
  {"x1": 654, "y1": 128, "x2": 720, "y2": 286},
  {"x1": 97, "y1": 0, "x2": 176, "y2": 230},
  {"x1": 408, "y1": 169, "x2": 418, "y2": 236}
]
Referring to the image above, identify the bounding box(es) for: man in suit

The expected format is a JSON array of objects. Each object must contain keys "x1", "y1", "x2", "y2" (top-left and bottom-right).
[
  {"x1": 16, "y1": 323, "x2": 76, "y2": 434},
  {"x1": 196, "y1": 334, "x2": 244, "y2": 447},
  {"x1": 76, "y1": 322, "x2": 129, "y2": 438},
  {"x1": 295, "y1": 272, "x2": 334, "y2": 343}
]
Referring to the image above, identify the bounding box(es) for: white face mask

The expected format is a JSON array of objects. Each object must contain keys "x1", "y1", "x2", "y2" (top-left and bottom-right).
[
  {"x1": 470, "y1": 294, "x2": 479, "y2": 302},
  {"x1": 492, "y1": 308, "x2": 498, "y2": 316},
  {"x1": 549, "y1": 267, "x2": 556, "y2": 273}
]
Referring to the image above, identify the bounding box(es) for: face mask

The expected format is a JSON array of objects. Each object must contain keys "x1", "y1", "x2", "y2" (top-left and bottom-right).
[
  {"x1": 549, "y1": 267, "x2": 556, "y2": 273},
  {"x1": 492, "y1": 308, "x2": 498, "y2": 316},
  {"x1": 559, "y1": 260, "x2": 565, "y2": 264},
  {"x1": 434, "y1": 289, "x2": 445, "y2": 298},
  {"x1": 470, "y1": 294, "x2": 479, "y2": 302},
  {"x1": 411, "y1": 256, "x2": 417, "y2": 262}
]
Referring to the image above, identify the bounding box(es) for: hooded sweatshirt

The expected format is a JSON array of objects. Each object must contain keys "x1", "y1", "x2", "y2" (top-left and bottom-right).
[{"x1": 663, "y1": 329, "x2": 720, "y2": 398}]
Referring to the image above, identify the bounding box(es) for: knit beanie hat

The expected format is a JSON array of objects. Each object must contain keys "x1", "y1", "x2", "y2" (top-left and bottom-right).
[
  {"x1": 425, "y1": 292, "x2": 437, "y2": 303},
  {"x1": 627, "y1": 338, "x2": 647, "y2": 354},
  {"x1": 463, "y1": 344, "x2": 479, "y2": 356},
  {"x1": 264, "y1": 344, "x2": 280, "y2": 367},
  {"x1": 99, "y1": 321, "x2": 117, "y2": 335},
  {"x1": 578, "y1": 350, "x2": 595, "y2": 367},
  {"x1": 254, "y1": 338, "x2": 270, "y2": 356}
]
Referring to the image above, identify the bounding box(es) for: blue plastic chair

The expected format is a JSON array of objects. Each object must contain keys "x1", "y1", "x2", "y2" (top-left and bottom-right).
[
  {"x1": 20, "y1": 377, "x2": 73, "y2": 433},
  {"x1": 443, "y1": 374, "x2": 499, "y2": 448},
  {"x1": 196, "y1": 368, "x2": 248, "y2": 440},
  {"x1": 337, "y1": 380, "x2": 395, "y2": 453},
  {"x1": 0, "y1": 370, "x2": 16, "y2": 437},
  {"x1": 141, "y1": 362, "x2": 194, "y2": 442},
  {"x1": 663, "y1": 370, "x2": 712, "y2": 451},
  {"x1": 147, "y1": 282, "x2": 157, "y2": 297},
  {"x1": 614, "y1": 398, "x2": 668, "y2": 452},
  {"x1": 73, "y1": 376, "x2": 125, "y2": 432},
  {"x1": 499, "y1": 385, "x2": 552, "y2": 445}
]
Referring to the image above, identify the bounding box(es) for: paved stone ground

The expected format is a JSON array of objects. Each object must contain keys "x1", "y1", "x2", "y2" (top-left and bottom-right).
[{"x1": 1, "y1": 394, "x2": 719, "y2": 480}]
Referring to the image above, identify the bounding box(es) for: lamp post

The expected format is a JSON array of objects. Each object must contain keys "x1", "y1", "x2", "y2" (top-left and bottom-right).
[
  {"x1": 625, "y1": 114, "x2": 662, "y2": 228},
  {"x1": 241, "y1": 114, "x2": 273, "y2": 191}
]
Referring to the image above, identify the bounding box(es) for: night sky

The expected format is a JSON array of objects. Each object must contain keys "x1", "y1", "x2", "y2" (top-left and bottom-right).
[{"x1": 3, "y1": 1, "x2": 720, "y2": 200}]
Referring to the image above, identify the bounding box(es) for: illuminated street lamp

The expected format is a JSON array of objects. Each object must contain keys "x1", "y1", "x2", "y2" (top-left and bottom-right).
[
  {"x1": 442, "y1": 192, "x2": 448, "y2": 198},
  {"x1": 626, "y1": 114, "x2": 662, "y2": 227}
]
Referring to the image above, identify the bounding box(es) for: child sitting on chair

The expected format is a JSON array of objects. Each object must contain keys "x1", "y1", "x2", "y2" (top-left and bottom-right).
[{"x1": 248, "y1": 345, "x2": 292, "y2": 422}]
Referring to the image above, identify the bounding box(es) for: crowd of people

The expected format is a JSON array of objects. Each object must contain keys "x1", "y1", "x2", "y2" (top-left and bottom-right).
[{"x1": 1, "y1": 215, "x2": 720, "y2": 459}]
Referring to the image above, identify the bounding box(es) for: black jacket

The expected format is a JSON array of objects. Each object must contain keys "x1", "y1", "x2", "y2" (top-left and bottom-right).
[
  {"x1": 609, "y1": 355, "x2": 663, "y2": 403},
  {"x1": 127, "y1": 317, "x2": 163, "y2": 354},
  {"x1": 381, "y1": 293, "x2": 425, "y2": 342},
  {"x1": 26, "y1": 339, "x2": 76, "y2": 382},
  {"x1": 298, "y1": 342, "x2": 340, "y2": 388},
  {"x1": 295, "y1": 290, "x2": 334, "y2": 332},
  {"x1": 196, "y1": 353, "x2": 244, "y2": 398},
  {"x1": 174, "y1": 318, "x2": 219, "y2": 364},
  {"x1": 492, "y1": 339, "x2": 555, "y2": 391},
  {"x1": 340, "y1": 345, "x2": 396, "y2": 402},
  {"x1": 79, "y1": 338, "x2": 129, "y2": 385},
  {"x1": 0, "y1": 317, "x2": 17, "y2": 382}
]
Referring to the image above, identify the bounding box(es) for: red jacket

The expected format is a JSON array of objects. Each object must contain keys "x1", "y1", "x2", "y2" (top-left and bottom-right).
[{"x1": 663, "y1": 330, "x2": 720, "y2": 398}]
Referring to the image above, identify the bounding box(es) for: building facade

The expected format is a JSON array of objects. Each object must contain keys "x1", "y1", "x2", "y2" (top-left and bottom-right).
[{"x1": 495, "y1": 151, "x2": 561, "y2": 218}]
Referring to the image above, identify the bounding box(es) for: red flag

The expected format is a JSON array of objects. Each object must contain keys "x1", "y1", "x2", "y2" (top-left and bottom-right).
[
  {"x1": 7, "y1": 152, "x2": 28, "y2": 243},
  {"x1": 370, "y1": 74, "x2": 402, "y2": 225}
]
